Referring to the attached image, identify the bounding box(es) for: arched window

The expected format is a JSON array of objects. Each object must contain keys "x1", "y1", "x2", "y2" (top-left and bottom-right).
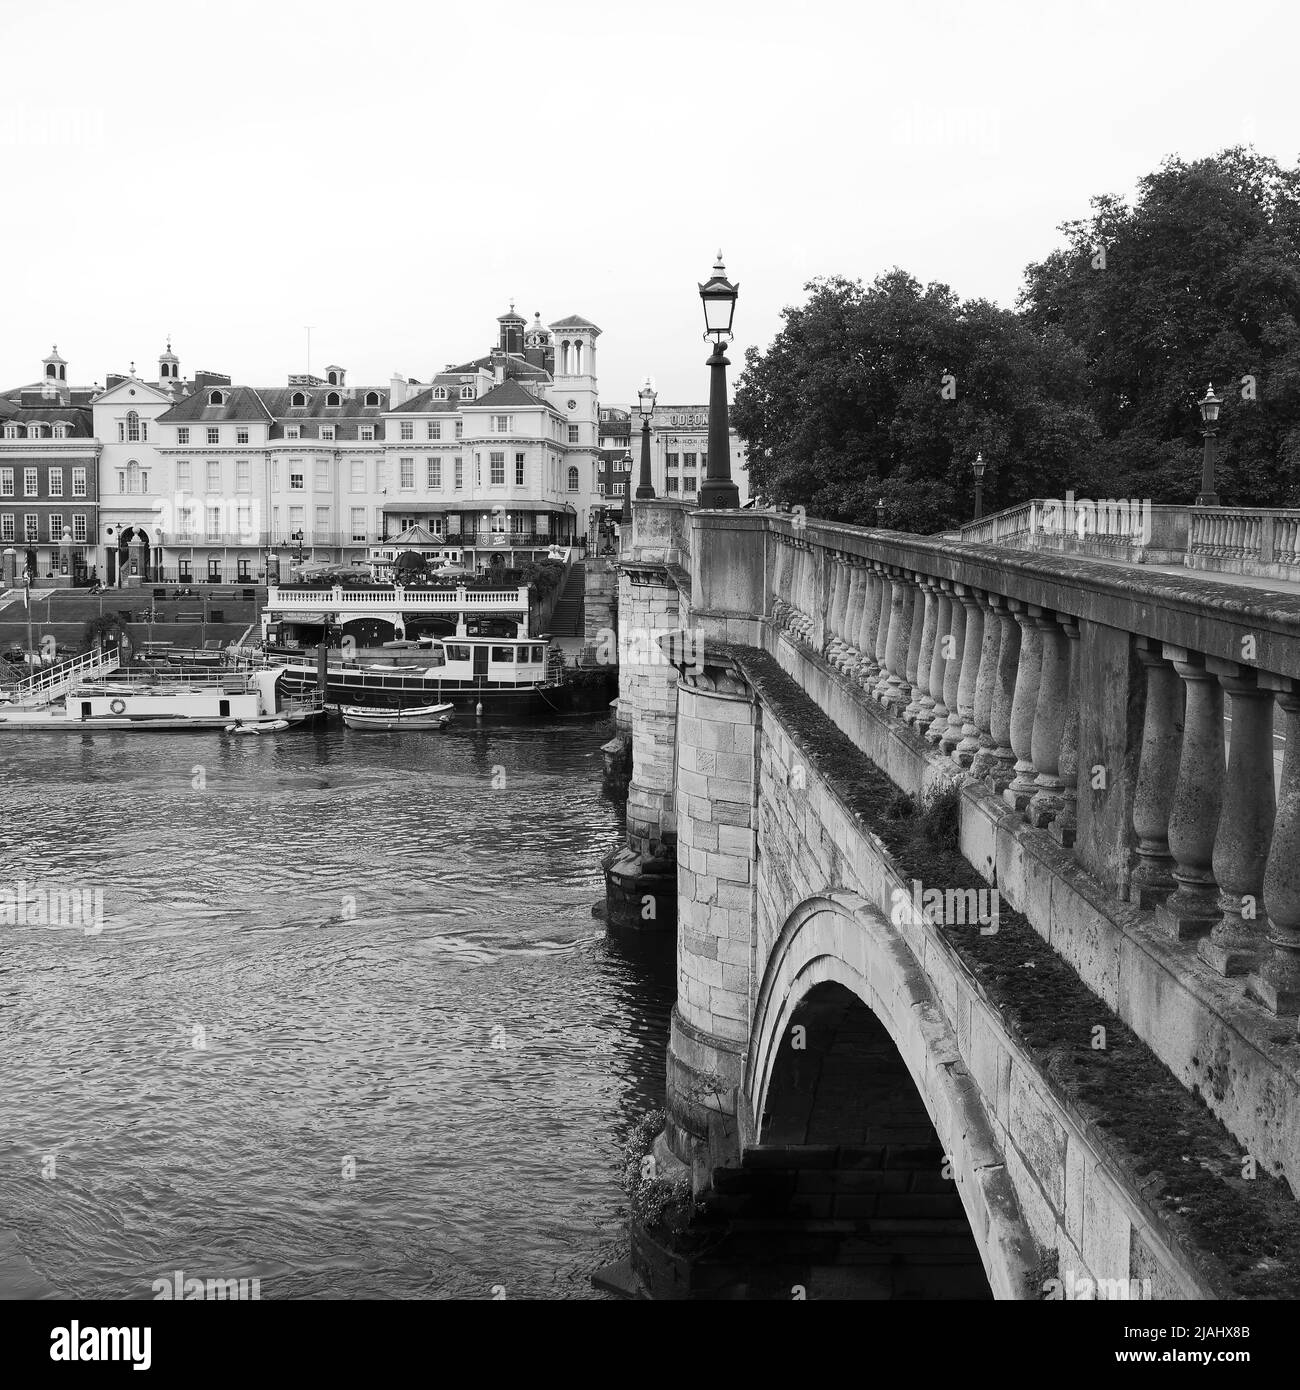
[
  {"x1": 326, "y1": 392, "x2": 341, "y2": 407},
  {"x1": 52, "y1": 423, "x2": 67, "y2": 439},
  {"x1": 209, "y1": 390, "x2": 225, "y2": 406},
  {"x1": 573, "y1": 341, "x2": 583, "y2": 374},
  {"x1": 45, "y1": 363, "x2": 56, "y2": 379},
  {"x1": 364, "y1": 391, "x2": 380, "y2": 407},
  {"x1": 559, "y1": 341, "x2": 570, "y2": 374},
  {"x1": 2, "y1": 424, "x2": 19, "y2": 439},
  {"x1": 291, "y1": 392, "x2": 307, "y2": 408},
  {"x1": 459, "y1": 385, "x2": 474, "y2": 400},
  {"x1": 432, "y1": 387, "x2": 447, "y2": 400},
  {"x1": 567, "y1": 466, "x2": 579, "y2": 492},
  {"x1": 327, "y1": 371, "x2": 338, "y2": 386},
  {"x1": 126, "y1": 410, "x2": 140, "y2": 442}
]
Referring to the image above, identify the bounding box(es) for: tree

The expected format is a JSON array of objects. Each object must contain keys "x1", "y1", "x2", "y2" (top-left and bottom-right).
[
  {"x1": 1020, "y1": 147, "x2": 1300, "y2": 505},
  {"x1": 732, "y1": 272, "x2": 1099, "y2": 530}
]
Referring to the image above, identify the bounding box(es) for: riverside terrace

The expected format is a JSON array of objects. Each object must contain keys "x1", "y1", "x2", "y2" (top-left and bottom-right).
[{"x1": 605, "y1": 501, "x2": 1300, "y2": 1300}]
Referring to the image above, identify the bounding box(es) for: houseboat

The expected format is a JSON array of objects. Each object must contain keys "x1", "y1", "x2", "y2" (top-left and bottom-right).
[
  {"x1": 260, "y1": 578, "x2": 613, "y2": 716},
  {"x1": 0, "y1": 666, "x2": 319, "y2": 732}
]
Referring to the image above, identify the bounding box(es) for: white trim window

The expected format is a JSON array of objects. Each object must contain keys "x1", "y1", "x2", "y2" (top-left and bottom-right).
[
  {"x1": 314, "y1": 458, "x2": 330, "y2": 492},
  {"x1": 72, "y1": 514, "x2": 87, "y2": 542},
  {"x1": 236, "y1": 427, "x2": 249, "y2": 445},
  {"x1": 206, "y1": 427, "x2": 220, "y2": 445},
  {"x1": 206, "y1": 461, "x2": 220, "y2": 492},
  {"x1": 427, "y1": 421, "x2": 441, "y2": 440},
  {"x1": 399, "y1": 458, "x2": 414, "y2": 490},
  {"x1": 0, "y1": 515, "x2": 12, "y2": 541},
  {"x1": 72, "y1": 467, "x2": 86, "y2": 497},
  {"x1": 236, "y1": 459, "x2": 251, "y2": 493},
  {"x1": 426, "y1": 457, "x2": 441, "y2": 489},
  {"x1": 350, "y1": 459, "x2": 365, "y2": 493},
  {"x1": 400, "y1": 421, "x2": 414, "y2": 441},
  {"x1": 350, "y1": 506, "x2": 366, "y2": 542},
  {"x1": 492, "y1": 415, "x2": 512, "y2": 433},
  {"x1": 285, "y1": 425, "x2": 300, "y2": 440},
  {"x1": 23, "y1": 468, "x2": 38, "y2": 497},
  {"x1": 177, "y1": 461, "x2": 192, "y2": 491},
  {"x1": 0, "y1": 469, "x2": 11, "y2": 498},
  {"x1": 48, "y1": 513, "x2": 62, "y2": 541},
  {"x1": 360, "y1": 426, "x2": 375, "y2": 442},
  {"x1": 177, "y1": 427, "x2": 190, "y2": 445},
  {"x1": 48, "y1": 469, "x2": 63, "y2": 497},
  {"x1": 320, "y1": 425, "x2": 335, "y2": 442}
]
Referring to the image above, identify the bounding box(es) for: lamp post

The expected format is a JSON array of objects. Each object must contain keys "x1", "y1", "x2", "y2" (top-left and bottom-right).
[
  {"x1": 636, "y1": 377, "x2": 657, "y2": 501},
  {"x1": 876, "y1": 497, "x2": 886, "y2": 528},
  {"x1": 972, "y1": 451, "x2": 987, "y2": 521},
  {"x1": 620, "y1": 450, "x2": 634, "y2": 525},
  {"x1": 1196, "y1": 382, "x2": 1222, "y2": 506},
  {"x1": 698, "y1": 252, "x2": 740, "y2": 510}
]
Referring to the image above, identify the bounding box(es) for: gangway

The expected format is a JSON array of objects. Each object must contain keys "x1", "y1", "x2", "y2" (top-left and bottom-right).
[{"x1": 14, "y1": 646, "x2": 122, "y2": 707}]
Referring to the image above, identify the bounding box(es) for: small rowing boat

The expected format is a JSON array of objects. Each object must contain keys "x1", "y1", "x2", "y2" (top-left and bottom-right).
[{"x1": 340, "y1": 702, "x2": 453, "y2": 731}]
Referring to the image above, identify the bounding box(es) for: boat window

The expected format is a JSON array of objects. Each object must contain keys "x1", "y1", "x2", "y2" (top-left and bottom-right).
[
  {"x1": 532, "y1": 645, "x2": 544, "y2": 663},
  {"x1": 444, "y1": 644, "x2": 470, "y2": 662},
  {"x1": 490, "y1": 646, "x2": 515, "y2": 663}
]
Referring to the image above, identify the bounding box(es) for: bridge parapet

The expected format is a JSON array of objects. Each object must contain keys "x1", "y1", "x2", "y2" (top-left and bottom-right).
[{"x1": 679, "y1": 509, "x2": 1300, "y2": 1200}]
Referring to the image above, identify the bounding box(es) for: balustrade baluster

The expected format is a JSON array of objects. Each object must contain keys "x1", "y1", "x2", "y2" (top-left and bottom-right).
[
  {"x1": 902, "y1": 578, "x2": 928, "y2": 723},
  {"x1": 880, "y1": 570, "x2": 914, "y2": 708},
  {"x1": 951, "y1": 588, "x2": 983, "y2": 766},
  {"x1": 907, "y1": 580, "x2": 939, "y2": 728},
  {"x1": 1130, "y1": 639, "x2": 1182, "y2": 909},
  {"x1": 968, "y1": 593, "x2": 1004, "y2": 775},
  {"x1": 924, "y1": 584, "x2": 954, "y2": 741},
  {"x1": 1027, "y1": 611, "x2": 1072, "y2": 826},
  {"x1": 1249, "y1": 681, "x2": 1300, "y2": 1015},
  {"x1": 1199, "y1": 664, "x2": 1275, "y2": 976},
  {"x1": 770, "y1": 537, "x2": 790, "y2": 626},
  {"x1": 1002, "y1": 602, "x2": 1043, "y2": 811},
  {"x1": 855, "y1": 565, "x2": 884, "y2": 683},
  {"x1": 938, "y1": 590, "x2": 967, "y2": 749},
  {"x1": 825, "y1": 555, "x2": 848, "y2": 660},
  {"x1": 870, "y1": 565, "x2": 893, "y2": 699},
  {"x1": 1048, "y1": 618, "x2": 1081, "y2": 848},
  {"x1": 1155, "y1": 650, "x2": 1224, "y2": 940},
  {"x1": 836, "y1": 563, "x2": 864, "y2": 672}
]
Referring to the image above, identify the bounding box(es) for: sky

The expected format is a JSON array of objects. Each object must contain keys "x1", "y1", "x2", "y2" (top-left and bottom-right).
[{"x1": 2, "y1": 0, "x2": 1298, "y2": 405}]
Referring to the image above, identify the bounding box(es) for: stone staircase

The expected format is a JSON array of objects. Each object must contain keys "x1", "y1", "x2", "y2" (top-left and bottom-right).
[{"x1": 548, "y1": 561, "x2": 586, "y2": 636}]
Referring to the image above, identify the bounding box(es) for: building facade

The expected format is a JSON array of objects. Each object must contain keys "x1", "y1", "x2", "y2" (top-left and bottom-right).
[{"x1": 0, "y1": 348, "x2": 100, "y2": 580}]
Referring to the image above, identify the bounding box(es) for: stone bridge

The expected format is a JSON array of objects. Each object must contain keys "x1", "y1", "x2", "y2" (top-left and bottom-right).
[{"x1": 607, "y1": 501, "x2": 1300, "y2": 1300}]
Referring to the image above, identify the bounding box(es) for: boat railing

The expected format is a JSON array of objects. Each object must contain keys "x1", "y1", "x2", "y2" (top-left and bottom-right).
[{"x1": 16, "y1": 647, "x2": 122, "y2": 706}]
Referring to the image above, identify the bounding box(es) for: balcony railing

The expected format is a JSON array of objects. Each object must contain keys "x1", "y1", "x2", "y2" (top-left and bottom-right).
[{"x1": 265, "y1": 583, "x2": 530, "y2": 611}]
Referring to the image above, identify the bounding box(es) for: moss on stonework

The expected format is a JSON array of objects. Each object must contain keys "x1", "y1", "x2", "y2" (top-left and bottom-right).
[{"x1": 727, "y1": 642, "x2": 1300, "y2": 1300}]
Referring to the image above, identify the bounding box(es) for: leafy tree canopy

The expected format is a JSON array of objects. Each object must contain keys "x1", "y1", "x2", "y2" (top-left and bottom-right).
[{"x1": 734, "y1": 148, "x2": 1300, "y2": 526}]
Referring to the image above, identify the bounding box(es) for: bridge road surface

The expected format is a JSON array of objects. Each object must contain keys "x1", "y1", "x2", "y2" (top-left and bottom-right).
[{"x1": 1028, "y1": 552, "x2": 1293, "y2": 792}]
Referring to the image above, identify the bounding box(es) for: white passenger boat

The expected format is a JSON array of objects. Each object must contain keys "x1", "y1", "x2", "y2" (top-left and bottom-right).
[
  {"x1": 340, "y1": 702, "x2": 453, "y2": 731},
  {"x1": 0, "y1": 667, "x2": 320, "y2": 732}
]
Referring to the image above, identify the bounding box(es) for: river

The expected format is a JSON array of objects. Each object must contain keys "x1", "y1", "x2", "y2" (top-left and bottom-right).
[{"x1": 0, "y1": 718, "x2": 673, "y2": 1300}]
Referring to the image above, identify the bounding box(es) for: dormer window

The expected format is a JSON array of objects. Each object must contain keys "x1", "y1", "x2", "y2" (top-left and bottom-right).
[
  {"x1": 459, "y1": 386, "x2": 474, "y2": 400},
  {"x1": 2, "y1": 424, "x2": 19, "y2": 439},
  {"x1": 326, "y1": 392, "x2": 341, "y2": 408},
  {"x1": 364, "y1": 391, "x2": 380, "y2": 407},
  {"x1": 327, "y1": 371, "x2": 338, "y2": 386},
  {"x1": 291, "y1": 392, "x2": 307, "y2": 408},
  {"x1": 51, "y1": 423, "x2": 68, "y2": 439},
  {"x1": 432, "y1": 387, "x2": 447, "y2": 400},
  {"x1": 209, "y1": 390, "x2": 226, "y2": 406},
  {"x1": 26, "y1": 423, "x2": 42, "y2": 439}
]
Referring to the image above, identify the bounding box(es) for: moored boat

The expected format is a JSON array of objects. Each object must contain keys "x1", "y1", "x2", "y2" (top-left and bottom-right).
[
  {"x1": 340, "y1": 702, "x2": 453, "y2": 731},
  {"x1": 0, "y1": 666, "x2": 320, "y2": 732}
]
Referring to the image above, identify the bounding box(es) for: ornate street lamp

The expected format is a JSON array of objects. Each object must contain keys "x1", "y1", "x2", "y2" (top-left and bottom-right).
[
  {"x1": 619, "y1": 450, "x2": 634, "y2": 524},
  {"x1": 972, "y1": 451, "x2": 987, "y2": 521},
  {"x1": 876, "y1": 497, "x2": 886, "y2": 528},
  {"x1": 1196, "y1": 382, "x2": 1223, "y2": 506},
  {"x1": 636, "y1": 377, "x2": 657, "y2": 501},
  {"x1": 698, "y1": 252, "x2": 740, "y2": 510}
]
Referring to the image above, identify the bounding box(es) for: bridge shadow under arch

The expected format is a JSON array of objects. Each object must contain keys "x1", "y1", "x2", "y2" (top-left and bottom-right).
[{"x1": 743, "y1": 894, "x2": 1039, "y2": 1300}]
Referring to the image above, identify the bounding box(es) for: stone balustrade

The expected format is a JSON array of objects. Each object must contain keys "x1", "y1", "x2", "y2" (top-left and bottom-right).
[{"x1": 760, "y1": 517, "x2": 1300, "y2": 1024}]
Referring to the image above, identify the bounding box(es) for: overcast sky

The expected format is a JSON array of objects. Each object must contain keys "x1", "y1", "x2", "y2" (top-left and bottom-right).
[{"x1": 3, "y1": 0, "x2": 1296, "y2": 405}]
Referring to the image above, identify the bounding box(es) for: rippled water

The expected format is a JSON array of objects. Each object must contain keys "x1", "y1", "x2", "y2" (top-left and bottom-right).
[{"x1": 0, "y1": 720, "x2": 674, "y2": 1300}]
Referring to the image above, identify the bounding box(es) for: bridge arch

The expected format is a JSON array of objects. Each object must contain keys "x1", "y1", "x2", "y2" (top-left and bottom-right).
[{"x1": 746, "y1": 892, "x2": 1041, "y2": 1300}]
